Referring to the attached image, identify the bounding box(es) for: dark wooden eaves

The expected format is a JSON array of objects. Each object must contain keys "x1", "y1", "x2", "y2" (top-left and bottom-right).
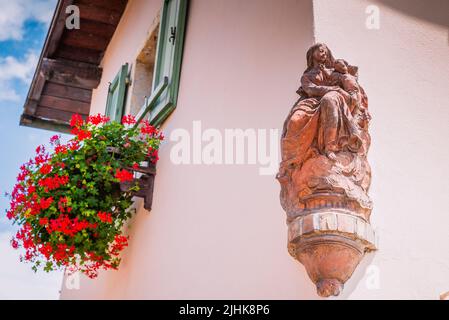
[{"x1": 20, "y1": 0, "x2": 128, "y2": 133}]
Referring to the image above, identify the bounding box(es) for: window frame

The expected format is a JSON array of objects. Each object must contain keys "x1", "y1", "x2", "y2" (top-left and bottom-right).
[
  {"x1": 105, "y1": 63, "x2": 129, "y2": 122},
  {"x1": 148, "y1": 0, "x2": 188, "y2": 127}
]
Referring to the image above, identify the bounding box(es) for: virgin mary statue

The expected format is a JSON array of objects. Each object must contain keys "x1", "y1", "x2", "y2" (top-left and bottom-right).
[
  {"x1": 278, "y1": 43, "x2": 372, "y2": 221},
  {"x1": 277, "y1": 43, "x2": 376, "y2": 298}
]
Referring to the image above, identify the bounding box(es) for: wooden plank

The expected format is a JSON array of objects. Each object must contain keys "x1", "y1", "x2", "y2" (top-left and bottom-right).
[
  {"x1": 76, "y1": 19, "x2": 117, "y2": 39},
  {"x1": 77, "y1": 3, "x2": 124, "y2": 25},
  {"x1": 42, "y1": 82, "x2": 92, "y2": 103},
  {"x1": 47, "y1": 74, "x2": 100, "y2": 90},
  {"x1": 42, "y1": 58, "x2": 102, "y2": 89},
  {"x1": 47, "y1": 0, "x2": 75, "y2": 57},
  {"x1": 23, "y1": 100, "x2": 38, "y2": 115},
  {"x1": 124, "y1": 165, "x2": 156, "y2": 175},
  {"x1": 75, "y1": 0, "x2": 128, "y2": 14},
  {"x1": 54, "y1": 45, "x2": 102, "y2": 64},
  {"x1": 42, "y1": 58, "x2": 102, "y2": 78},
  {"x1": 39, "y1": 94, "x2": 91, "y2": 114},
  {"x1": 62, "y1": 30, "x2": 110, "y2": 52},
  {"x1": 35, "y1": 106, "x2": 88, "y2": 123},
  {"x1": 29, "y1": 72, "x2": 47, "y2": 101},
  {"x1": 20, "y1": 114, "x2": 72, "y2": 134}
]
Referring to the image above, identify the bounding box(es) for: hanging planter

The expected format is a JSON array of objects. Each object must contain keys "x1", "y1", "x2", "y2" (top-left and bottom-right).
[
  {"x1": 5, "y1": 113, "x2": 164, "y2": 278},
  {"x1": 106, "y1": 146, "x2": 157, "y2": 211}
]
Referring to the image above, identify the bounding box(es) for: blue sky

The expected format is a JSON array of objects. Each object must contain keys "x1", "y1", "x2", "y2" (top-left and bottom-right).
[{"x1": 0, "y1": 0, "x2": 64, "y2": 299}]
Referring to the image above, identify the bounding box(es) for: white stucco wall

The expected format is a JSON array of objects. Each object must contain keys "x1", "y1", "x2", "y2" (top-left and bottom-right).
[
  {"x1": 61, "y1": 0, "x2": 318, "y2": 299},
  {"x1": 312, "y1": 0, "x2": 449, "y2": 299},
  {"x1": 61, "y1": 0, "x2": 449, "y2": 299}
]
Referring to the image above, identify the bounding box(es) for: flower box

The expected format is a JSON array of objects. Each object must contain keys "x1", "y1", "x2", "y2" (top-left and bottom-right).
[
  {"x1": 6, "y1": 114, "x2": 163, "y2": 278},
  {"x1": 119, "y1": 163, "x2": 156, "y2": 211}
]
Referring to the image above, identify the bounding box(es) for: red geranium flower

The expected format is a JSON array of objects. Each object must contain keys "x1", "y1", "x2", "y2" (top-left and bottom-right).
[
  {"x1": 11, "y1": 239, "x2": 19, "y2": 249},
  {"x1": 39, "y1": 164, "x2": 52, "y2": 175},
  {"x1": 6, "y1": 210, "x2": 14, "y2": 220},
  {"x1": 71, "y1": 127, "x2": 92, "y2": 141},
  {"x1": 88, "y1": 113, "x2": 110, "y2": 125},
  {"x1": 114, "y1": 169, "x2": 133, "y2": 182},
  {"x1": 38, "y1": 175, "x2": 69, "y2": 191},
  {"x1": 98, "y1": 211, "x2": 112, "y2": 224},
  {"x1": 39, "y1": 243, "x2": 53, "y2": 259},
  {"x1": 110, "y1": 235, "x2": 129, "y2": 256},
  {"x1": 140, "y1": 120, "x2": 157, "y2": 136},
  {"x1": 50, "y1": 135, "x2": 60, "y2": 145},
  {"x1": 147, "y1": 148, "x2": 159, "y2": 164},
  {"x1": 70, "y1": 114, "x2": 84, "y2": 127},
  {"x1": 55, "y1": 144, "x2": 68, "y2": 154},
  {"x1": 40, "y1": 197, "x2": 53, "y2": 210},
  {"x1": 68, "y1": 140, "x2": 80, "y2": 151},
  {"x1": 122, "y1": 114, "x2": 136, "y2": 125}
]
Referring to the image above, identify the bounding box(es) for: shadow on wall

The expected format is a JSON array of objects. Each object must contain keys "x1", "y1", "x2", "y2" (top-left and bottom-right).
[
  {"x1": 376, "y1": 0, "x2": 449, "y2": 28},
  {"x1": 337, "y1": 251, "x2": 377, "y2": 299}
]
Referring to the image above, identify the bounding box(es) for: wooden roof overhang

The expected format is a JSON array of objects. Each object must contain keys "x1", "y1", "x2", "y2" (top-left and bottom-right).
[{"x1": 20, "y1": 0, "x2": 128, "y2": 133}]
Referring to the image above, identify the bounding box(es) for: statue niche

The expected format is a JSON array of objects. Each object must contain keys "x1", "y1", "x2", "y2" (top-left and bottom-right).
[{"x1": 277, "y1": 43, "x2": 376, "y2": 297}]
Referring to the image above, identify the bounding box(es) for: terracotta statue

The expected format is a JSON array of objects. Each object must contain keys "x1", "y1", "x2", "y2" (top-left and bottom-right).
[{"x1": 277, "y1": 43, "x2": 376, "y2": 297}]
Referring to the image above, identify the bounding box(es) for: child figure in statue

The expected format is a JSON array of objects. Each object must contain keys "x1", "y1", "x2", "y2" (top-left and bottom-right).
[
  {"x1": 330, "y1": 59, "x2": 362, "y2": 113},
  {"x1": 321, "y1": 58, "x2": 370, "y2": 159}
]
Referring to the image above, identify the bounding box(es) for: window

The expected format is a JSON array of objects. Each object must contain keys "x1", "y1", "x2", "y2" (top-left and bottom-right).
[
  {"x1": 127, "y1": 19, "x2": 160, "y2": 116},
  {"x1": 105, "y1": 63, "x2": 129, "y2": 122},
  {"x1": 149, "y1": 0, "x2": 188, "y2": 127},
  {"x1": 105, "y1": 0, "x2": 187, "y2": 127}
]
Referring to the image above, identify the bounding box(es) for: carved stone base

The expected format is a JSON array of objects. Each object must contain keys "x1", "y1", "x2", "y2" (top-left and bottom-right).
[{"x1": 287, "y1": 211, "x2": 376, "y2": 297}]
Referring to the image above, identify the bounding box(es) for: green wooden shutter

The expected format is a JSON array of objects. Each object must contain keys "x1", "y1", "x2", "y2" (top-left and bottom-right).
[
  {"x1": 105, "y1": 63, "x2": 129, "y2": 122},
  {"x1": 149, "y1": 0, "x2": 188, "y2": 127}
]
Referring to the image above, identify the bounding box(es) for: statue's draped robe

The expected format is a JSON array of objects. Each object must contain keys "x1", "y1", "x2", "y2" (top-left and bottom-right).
[
  {"x1": 281, "y1": 66, "x2": 368, "y2": 168},
  {"x1": 279, "y1": 66, "x2": 372, "y2": 218}
]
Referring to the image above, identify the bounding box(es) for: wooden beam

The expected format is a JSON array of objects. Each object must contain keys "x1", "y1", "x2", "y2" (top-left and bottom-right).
[
  {"x1": 39, "y1": 95, "x2": 91, "y2": 114},
  {"x1": 77, "y1": 3, "x2": 124, "y2": 25},
  {"x1": 76, "y1": 0, "x2": 128, "y2": 13},
  {"x1": 20, "y1": 114, "x2": 72, "y2": 134},
  {"x1": 54, "y1": 45, "x2": 102, "y2": 64},
  {"x1": 42, "y1": 58, "x2": 102, "y2": 90},
  {"x1": 35, "y1": 106, "x2": 88, "y2": 123},
  {"x1": 62, "y1": 30, "x2": 110, "y2": 52},
  {"x1": 77, "y1": 19, "x2": 118, "y2": 39},
  {"x1": 43, "y1": 82, "x2": 92, "y2": 103},
  {"x1": 46, "y1": 0, "x2": 75, "y2": 57},
  {"x1": 30, "y1": 72, "x2": 47, "y2": 101},
  {"x1": 23, "y1": 100, "x2": 39, "y2": 116}
]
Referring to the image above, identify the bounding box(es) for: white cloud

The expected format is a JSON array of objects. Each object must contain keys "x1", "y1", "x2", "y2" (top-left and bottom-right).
[
  {"x1": 0, "y1": 0, "x2": 56, "y2": 41},
  {"x1": 0, "y1": 88, "x2": 20, "y2": 102},
  {"x1": 0, "y1": 0, "x2": 56, "y2": 101},
  {"x1": 0, "y1": 52, "x2": 39, "y2": 83},
  {"x1": 0, "y1": 231, "x2": 63, "y2": 299},
  {"x1": 0, "y1": 51, "x2": 39, "y2": 102}
]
